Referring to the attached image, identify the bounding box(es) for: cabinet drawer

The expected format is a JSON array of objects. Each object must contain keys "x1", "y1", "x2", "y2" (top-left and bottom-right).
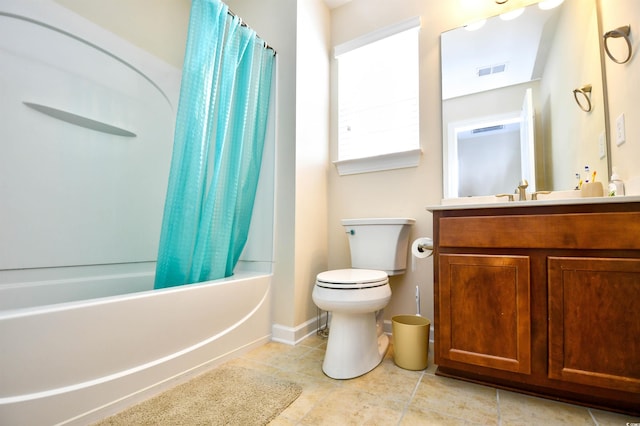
[{"x1": 439, "y1": 212, "x2": 640, "y2": 249}]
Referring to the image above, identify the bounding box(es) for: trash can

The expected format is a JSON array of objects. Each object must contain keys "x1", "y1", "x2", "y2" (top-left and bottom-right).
[{"x1": 392, "y1": 315, "x2": 431, "y2": 370}]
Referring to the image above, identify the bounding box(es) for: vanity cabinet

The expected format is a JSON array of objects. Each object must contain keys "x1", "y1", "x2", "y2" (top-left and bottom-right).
[{"x1": 431, "y1": 200, "x2": 640, "y2": 415}]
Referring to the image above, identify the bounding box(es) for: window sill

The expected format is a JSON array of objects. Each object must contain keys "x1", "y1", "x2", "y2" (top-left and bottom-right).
[{"x1": 333, "y1": 148, "x2": 422, "y2": 176}]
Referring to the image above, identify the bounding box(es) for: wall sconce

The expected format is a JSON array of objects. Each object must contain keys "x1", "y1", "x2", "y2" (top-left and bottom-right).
[
  {"x1": 604, "y1": 25, "x2": 633, "y2": 64},
  {"x1": 573, "y1": 84, "x2": 592, "y2": 112}
]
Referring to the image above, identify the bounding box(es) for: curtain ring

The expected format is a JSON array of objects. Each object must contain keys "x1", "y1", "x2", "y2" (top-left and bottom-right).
[
  {"x1": 604, "y1": 25, "x2": 632, "y2": 64},
  {"x1": 573, "y1": 84, "x2": 592, "y2": 112}
]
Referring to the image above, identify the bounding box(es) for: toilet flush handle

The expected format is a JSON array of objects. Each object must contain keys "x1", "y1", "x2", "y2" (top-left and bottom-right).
[{"x1": 345, "y1": 229, "x2": 355, "y2": 235}]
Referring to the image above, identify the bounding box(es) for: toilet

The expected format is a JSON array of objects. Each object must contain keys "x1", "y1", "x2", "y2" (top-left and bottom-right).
[{"x1": 312, "y1": 217, "x2": 415, "y2": 379}]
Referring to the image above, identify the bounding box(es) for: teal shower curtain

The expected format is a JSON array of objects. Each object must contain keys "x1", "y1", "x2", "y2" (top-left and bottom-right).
[{"x1": 154, "y1": 0, "x2": 275, "y2": 289}]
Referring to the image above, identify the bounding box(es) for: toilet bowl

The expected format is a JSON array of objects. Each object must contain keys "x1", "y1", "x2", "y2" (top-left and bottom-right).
[
  {"x1": 312, "y1": 218, "x2": 415, "y2": 379},
  {"x1": 313, "y1": 269, "x2": 391, "y2": 379}
]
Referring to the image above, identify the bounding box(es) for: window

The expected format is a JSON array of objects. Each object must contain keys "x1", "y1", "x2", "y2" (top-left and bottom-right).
[{"x1": 334, "y1": 17, "x2": 421, "y2": 175}]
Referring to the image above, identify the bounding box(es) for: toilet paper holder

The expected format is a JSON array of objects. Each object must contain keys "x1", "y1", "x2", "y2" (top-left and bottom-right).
[
  {"x1": 417, "y1": 239, "x2": 433, "y2": 254},
  {"x1": 411, "y1": 237, "x2": 434, "y2": 271},
  {"x1": 412, "y1": 237, "x2": 434, "y2": 259}
]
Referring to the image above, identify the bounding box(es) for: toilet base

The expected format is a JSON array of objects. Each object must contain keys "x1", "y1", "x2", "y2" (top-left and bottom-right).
[{"x1": 321, "y1": 311, "x2": 389, "y2": 379}]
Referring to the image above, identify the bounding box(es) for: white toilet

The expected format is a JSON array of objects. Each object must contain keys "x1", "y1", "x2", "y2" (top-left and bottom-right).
[{"x1": 312, "y1": 217, "x2": 415, "y2": 379}]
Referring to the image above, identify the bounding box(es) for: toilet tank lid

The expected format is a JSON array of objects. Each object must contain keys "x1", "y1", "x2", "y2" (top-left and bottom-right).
[{"x1": 341, "y1": 218, "x2": 416, "y2": 226}]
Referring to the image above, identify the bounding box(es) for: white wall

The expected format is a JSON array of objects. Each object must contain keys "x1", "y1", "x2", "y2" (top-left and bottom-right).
[
  {"x1": 540, "y1": 0, "x2": 607, "y2": 190},
  {"x1": 458, "y1": 130, "x2": 522, "y2": 197},
  {"x1": 443, "y1": 81, "x2": 542, "y2": 195},
  {"x1": 329, "y1": 0, "x2": 542, "y2": 325},
  {"x1": 600, "y1": 0, "x2": 640, "y2": 193},
  {"x1": 54, "y1": 0, "x2": 190, "y2": 69},
  {"x1": 22, "y1": 0, "x2": 639, "y2": 336},
  {"x1": 225, "y1": 0, "x2": 330, "y2": 335},
  {"x1": 294, "y1": 0, "x2": 331, "y2": 327},
  {"x1": 0, "y1": 0, "x2": 188, "y2": 295}
]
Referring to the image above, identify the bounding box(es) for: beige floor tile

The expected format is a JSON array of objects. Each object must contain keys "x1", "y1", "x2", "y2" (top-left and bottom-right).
[
  {"x1": 98, "y1": 333, "x2": 636, "y2": 426},
  {"x1": 243, "y1": 341, "x2": 296, "y2": 363},
  {"x1": 409, "y1": 375, "x2": 499, "y2": 425},
  {"x1": 298, "y1": 386, "x2": 405, "y2": 426},
  {"x1": 387, "y1": 342, "x2": 438, "y2": 376},
  {"x1": 289, "y1": 347, "x2": 332, "y2": 380},
  {"x1": 589, "y1": 408, "x2": 640, "y2": 426},
  {"x1": 498, "y1": 390, "x2": 595, "y2": 426},
  {"x1": 400, "y1": 406, "x2": 484, "y2": 426},
  {"x1": 274, "y1": 373, "x2": 340, "y2": 423},
  {"x1": 341, "y1": 359, "x2": 422, "y2": 403},
  {"x1": 297, "y1": 333, "x2": 328, "y2": 349},
  {"x1": 224, "y1": 356, "x2": 283, "y2": 376}
]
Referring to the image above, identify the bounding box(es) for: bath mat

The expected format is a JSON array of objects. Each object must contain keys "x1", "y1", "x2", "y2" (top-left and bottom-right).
[{"x1": 95, "y1": 365, "x2": 302, "y2": 425}]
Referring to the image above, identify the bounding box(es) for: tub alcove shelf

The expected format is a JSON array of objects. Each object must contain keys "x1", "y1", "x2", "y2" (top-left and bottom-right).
[{"x1": 427, "y1": 196, "x2": 640, "y2": 416}]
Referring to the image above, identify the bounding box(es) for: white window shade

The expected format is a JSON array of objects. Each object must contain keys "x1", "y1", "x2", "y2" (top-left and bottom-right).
[{"x1": 334, "y1": 17, "x2": 421, "y2": 174}]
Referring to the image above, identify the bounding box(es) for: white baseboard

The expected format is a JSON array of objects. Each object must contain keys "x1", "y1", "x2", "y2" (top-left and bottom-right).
[
  {"x1": 272, "y1": 312, "x2": 328, "y2": 345},
  {"x1": 273, "y1": 316, "x2": 434, "y2": 346}
]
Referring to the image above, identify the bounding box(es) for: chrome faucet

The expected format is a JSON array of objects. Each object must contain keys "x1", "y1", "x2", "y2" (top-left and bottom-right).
[{"x1": 517, "y1": 179, "x2": 528, "y2": 201}]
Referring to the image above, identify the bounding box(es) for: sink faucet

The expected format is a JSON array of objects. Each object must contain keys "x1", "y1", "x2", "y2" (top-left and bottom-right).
[{"x1": 517, "y1": 179, "x2": 528, "y2": 201}]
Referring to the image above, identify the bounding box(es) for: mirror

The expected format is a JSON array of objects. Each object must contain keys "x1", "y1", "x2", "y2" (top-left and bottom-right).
[{"x1": 441, "y1": 0, "x2": 608, "y2": 198}]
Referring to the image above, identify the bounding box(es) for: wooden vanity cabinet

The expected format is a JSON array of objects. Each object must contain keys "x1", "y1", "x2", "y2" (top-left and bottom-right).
[{"x1": 431, "y1": 201, "x2": 640, "y2": 415}]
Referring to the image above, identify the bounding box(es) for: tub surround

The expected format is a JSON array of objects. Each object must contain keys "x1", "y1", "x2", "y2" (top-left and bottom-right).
[{"x1": 428, "y1": 197, "x2": 640, "y2": 415}]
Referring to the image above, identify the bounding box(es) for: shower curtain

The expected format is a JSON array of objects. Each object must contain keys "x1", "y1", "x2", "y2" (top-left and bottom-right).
[{"x1": 154, "y1": 0, "x2": 275, "y2": 289}]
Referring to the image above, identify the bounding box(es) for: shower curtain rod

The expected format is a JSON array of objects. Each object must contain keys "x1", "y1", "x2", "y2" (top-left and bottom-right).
[{"x1": 227, "y1": 9, "x2": 276, "y2": 55}]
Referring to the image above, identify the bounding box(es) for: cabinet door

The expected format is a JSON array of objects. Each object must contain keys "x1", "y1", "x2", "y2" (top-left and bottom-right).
[
  {"x1": 548, "y1": 257, "x2": 640, "y2": 393},
  {"x1": 439, "y1": 254, "x2": 531, "y2": 374}
]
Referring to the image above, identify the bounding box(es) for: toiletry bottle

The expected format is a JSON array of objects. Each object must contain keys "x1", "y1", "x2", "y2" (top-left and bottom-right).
[{"x1": 608, "y1": 167, "x2": 625, "y2": 196}]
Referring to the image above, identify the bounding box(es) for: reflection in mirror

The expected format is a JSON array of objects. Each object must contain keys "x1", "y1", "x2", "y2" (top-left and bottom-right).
[{"x1": 441, "y1": 0, "x2": 608, "y2": 199}]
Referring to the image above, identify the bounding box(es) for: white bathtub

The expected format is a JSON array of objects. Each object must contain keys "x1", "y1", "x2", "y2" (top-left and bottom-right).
[
  {"x1": 0, "y1": 3, "x2": 277, "y2": 423},
  {"x1": 0, "y1": 271, "x2": 272, "y2": 425}
]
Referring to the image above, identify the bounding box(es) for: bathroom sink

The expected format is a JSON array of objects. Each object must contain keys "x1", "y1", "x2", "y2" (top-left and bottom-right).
[{"x1": 440, "y1": 190, "x2": 583, "y2": 206}]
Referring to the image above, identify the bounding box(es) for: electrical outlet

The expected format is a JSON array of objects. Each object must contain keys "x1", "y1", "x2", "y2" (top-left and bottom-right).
[
  {"x1": 598, "y1": 131, "x2": 606, "y2": 159},
  {"x1": 616, "y1": 113, "x2": 626, "y2": 146}
]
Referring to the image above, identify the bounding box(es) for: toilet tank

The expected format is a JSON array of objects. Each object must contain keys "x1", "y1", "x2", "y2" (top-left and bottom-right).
[{"x1": 342, "y1": 218, "x2": 416, "y2": 276}]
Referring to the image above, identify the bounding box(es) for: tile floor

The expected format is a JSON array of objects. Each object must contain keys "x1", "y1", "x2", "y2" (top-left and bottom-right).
[{"x1": 223, "y1": 334, "x2": 639, "y2": 426}]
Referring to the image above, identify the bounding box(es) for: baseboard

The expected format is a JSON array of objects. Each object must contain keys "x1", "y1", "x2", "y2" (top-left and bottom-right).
[
  {"x1": 273, "y1": 316, "x2": 434, "y2": 346},
  {"x1": 272, "y1": 312, "x2": 328, "y2": 345}
]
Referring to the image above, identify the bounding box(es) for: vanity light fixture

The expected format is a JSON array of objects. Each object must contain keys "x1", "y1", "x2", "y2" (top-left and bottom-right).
[
  {"x1": 495, "y1": 0, "x2": 508, "y2": 4},
  {"x1": 604, "y1": 25, "x2": 633, "y2": 64},
  {"x1": 573, "y1": 84, "x2": 592, "y2": 112},
  {"x1": 538, "y1": 0, "x2": 564, "y2": 10}
]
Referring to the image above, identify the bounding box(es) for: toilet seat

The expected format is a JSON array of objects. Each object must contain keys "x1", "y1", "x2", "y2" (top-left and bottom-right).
[{"x1": 316, "y1": 269, "x2": 388, "y2": 289}]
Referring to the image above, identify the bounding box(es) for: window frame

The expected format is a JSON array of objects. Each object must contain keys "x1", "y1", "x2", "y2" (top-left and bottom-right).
[{"x1": 333, "y1": 17, "x2": 422, "y2": 176}]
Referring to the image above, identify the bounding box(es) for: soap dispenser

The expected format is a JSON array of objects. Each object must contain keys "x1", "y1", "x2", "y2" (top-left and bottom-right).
[{"x1": 608, "y1": 167, "x2": 625, "y2": 196}]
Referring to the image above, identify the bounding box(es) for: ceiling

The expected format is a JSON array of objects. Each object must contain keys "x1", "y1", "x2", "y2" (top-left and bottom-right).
[{"x1": 441, "y1": 4, "x2": 563, "y2": 99}]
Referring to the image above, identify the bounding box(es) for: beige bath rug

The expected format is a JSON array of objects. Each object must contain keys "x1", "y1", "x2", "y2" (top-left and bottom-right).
[{"x1": 95, "y1": 365, "x2": 302, "y2": 425}]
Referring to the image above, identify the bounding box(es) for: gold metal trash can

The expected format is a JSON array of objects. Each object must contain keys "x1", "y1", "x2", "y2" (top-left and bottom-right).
[{"x1": 391, "y1": 315, "x2": 431, "y2": 370}]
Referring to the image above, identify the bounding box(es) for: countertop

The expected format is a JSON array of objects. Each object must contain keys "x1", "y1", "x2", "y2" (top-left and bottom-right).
[{"x1": 427, "y1": 194, "x2": 640, "y2": 211}]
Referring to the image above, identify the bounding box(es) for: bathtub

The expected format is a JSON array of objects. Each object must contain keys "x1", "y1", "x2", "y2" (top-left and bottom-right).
[
  {"x1": 0, "y1": 3, "x2": 277, "y2": 423},
  {"x1": 0, "y1": 271, "x2": 272, "y2": 425}
]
